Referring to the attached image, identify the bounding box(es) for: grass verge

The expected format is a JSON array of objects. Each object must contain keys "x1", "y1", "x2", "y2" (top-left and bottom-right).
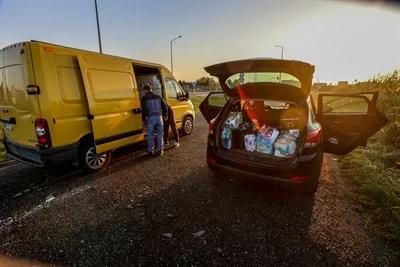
[
  {"x1": 340, "y1": 140, "x2": 400, "y2": 263},
  {"x1": 323, "y1": 71, "x2": 400, "y2": 264},
  {"x1": 0, "y1": 143, "x2": 10, "y2": 162},
  {"x1": 190, "y1": 95, "x2": 206, "y2": 116}
]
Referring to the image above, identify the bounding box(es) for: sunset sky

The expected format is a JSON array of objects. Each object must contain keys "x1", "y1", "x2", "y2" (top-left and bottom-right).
[{"x1": 0, "y1": 0, "x2": 399, "y2": 83}]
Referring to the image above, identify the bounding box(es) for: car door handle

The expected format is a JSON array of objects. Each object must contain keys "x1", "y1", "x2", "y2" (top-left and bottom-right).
[{"x1": 132, "y1": 108, "x2": 142, "y2": 114}]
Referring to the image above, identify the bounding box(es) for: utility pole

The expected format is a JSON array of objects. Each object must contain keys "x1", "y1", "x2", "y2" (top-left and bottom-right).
[
  {"x1": 170, "y1": 35, "x2": 182, "y2": 74},
  {"x1": 94, "y1": 0, "x2": 102, "y2": 54}
]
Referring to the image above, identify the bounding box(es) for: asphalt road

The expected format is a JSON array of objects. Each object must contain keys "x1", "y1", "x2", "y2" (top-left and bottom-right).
[{"x1": 0, "y1": 116, "x2": 392, "y2": 266}]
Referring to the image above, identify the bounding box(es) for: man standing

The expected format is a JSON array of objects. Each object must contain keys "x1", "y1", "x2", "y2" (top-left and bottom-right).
[
  {"x1": 164, "y1": 104, "x2": 179, "y2": 147},
  {"x1": 141, "y1": 84, "x2": 168, "y2": 156}
]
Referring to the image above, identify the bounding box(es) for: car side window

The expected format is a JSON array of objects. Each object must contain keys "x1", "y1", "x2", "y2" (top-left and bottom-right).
[
  {"x1": 208, "y1": 93, "x2": 227, "y2": 107},
  {"x1": 322, "y1": 96, "x2": 368, "y2": 114},
  {"x1": 173, "y1": 80, "x2": 185, "y2": 99},
  {"x1": 166, "y1": 79, "x2": 186, "y2": 100},
  {"x1": 165, "y1": 79, "x2": 177, "y2": 99}
]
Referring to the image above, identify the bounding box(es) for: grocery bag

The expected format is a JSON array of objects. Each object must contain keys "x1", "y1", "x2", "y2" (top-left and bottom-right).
[
  {"x1": 224, "y1": 112, "x2": 242, "y2": 130},
  {"x1": 256, "y1": 125, "x2": 280, "y2": 154},
  {"x1": 244, "y1": 134, "x2": 256, "y2": 151},
  {"x1": 273, "y1": 132, "x2": 297, "y2": 158},
  {"x1": 221, "y1": 127, "x2": 233, "y2": 149}
]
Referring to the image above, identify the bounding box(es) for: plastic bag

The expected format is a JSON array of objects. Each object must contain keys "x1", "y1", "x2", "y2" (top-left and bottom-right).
[
  {"x1": 224, "y1": 112, "x2": 242, "y2": 130},
  {"x1": 256, "y1": 125, "x2": 280, "y2": 154},
  {"x1": 244, "y1": 134, "x2": 256, "y2": 152},
  {"x1": 289, "y1": 129, "x2": 300, "y2": 138},
  {"x1": 273, "y1": 132, "x2": 297, "y2": 158},
  {"x1": 221, "y1": 127, "x2": 233, "y2": 149}
]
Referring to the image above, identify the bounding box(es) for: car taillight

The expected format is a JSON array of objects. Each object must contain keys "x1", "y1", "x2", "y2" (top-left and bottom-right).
[
  {"x1": 291, "y1": 175, "x2": 308, "y2": 182},
  {"x1": 304, "y1": 128, "x2": 321, "y2": 148},
  {"x1": 209, "y1": 117, "x2": 217, "y2": 135},
  {"x1": 35, "y1": 118, "x2": 52, "y2": 148}
]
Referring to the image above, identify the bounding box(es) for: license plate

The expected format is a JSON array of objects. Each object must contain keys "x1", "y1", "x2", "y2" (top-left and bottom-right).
[{"x1": 4, "y1": 123, "x2": 13, "y2": 131}]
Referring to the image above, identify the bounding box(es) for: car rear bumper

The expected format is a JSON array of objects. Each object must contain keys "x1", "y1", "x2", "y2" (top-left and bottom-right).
[
  {"x1": 4, "y1": 139, "x2": 79, "y2": 167},
  {"x1": 207, "y1": 145, "x2": 323, "y2": 186}
]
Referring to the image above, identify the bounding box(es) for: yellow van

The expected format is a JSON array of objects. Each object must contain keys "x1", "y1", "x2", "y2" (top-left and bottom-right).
[{"x1": 0, "y1": 41, "x2": 195, "y2": 171}]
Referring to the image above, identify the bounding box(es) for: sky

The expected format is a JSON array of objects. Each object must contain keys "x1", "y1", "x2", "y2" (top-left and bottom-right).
[{"x1": 0, "y1": 0, "x2": 399, "y2": 83}]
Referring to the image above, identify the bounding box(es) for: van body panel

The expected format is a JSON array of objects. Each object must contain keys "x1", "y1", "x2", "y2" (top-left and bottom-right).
[
  {"x1": 77, "y1": 54, "x2": 144, "y2": 153},
  {"x1": 31, "y1": 43, "x2": 92, "y2": 147},
  {"x1": 0, "y1": 42, "x2": 41, "y2": 148}
]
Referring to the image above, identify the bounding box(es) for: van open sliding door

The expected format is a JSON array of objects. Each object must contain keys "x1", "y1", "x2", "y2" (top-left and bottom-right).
[{"x1": 77, "y1": 54, "x2": 144, "y2": 153}]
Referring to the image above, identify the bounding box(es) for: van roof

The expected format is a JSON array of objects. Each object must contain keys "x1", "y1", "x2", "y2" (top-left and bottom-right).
[{"x1": 0, "y1": 40, "x2": 172, "y2": 75}]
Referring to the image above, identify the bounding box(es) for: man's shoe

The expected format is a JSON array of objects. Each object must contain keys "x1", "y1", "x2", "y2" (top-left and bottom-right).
[
  {"x1": 147, "y1": 151, "x2": 153, "y2": 157},
  {"x1": 155, "y1": 150, "x2": 164, "y2": 157},
  {"x1": 173, "y1": 142, "x2": 180, "y2": 148}
]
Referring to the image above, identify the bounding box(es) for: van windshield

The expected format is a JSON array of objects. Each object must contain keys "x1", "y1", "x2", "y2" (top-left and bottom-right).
[{"x1": 225, "y1": 72, "x2": 301, "y2": 89}]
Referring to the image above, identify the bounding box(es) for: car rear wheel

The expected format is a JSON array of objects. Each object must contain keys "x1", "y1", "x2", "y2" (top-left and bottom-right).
[
  {"x1": 182, "y1": 116, "x2": 194, "y2": 135},
  {"x1": 79, "y1": 144, "x2": 111, "y2": 172}
]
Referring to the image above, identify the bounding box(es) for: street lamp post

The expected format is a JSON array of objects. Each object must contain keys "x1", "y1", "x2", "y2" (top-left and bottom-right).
[
  {"x1": 94, "y1": 0, "x2": 103, "y2": 54},
  {"x1": 170, "y1": 35, "x2": 183, "y2": 74},
  {"x1": 275, "y1": 45, "x2": 284, "y2": 81}
]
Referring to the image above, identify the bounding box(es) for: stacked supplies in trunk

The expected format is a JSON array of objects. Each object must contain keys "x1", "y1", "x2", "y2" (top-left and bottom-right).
[
  {"x1": 221, "y1": 112, "x2": 242, "y2": 149},
  {"x1": 273, "y1": 130, "x2": 299, "y2": 158},
  {"x1": 220, "y1": 111, "x2": 300, "y2": 158}
]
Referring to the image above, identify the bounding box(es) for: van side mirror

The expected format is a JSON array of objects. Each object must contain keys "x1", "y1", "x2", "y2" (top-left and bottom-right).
[{"x1": 185, "y1": 90, "x2": 189, "y2": 99}]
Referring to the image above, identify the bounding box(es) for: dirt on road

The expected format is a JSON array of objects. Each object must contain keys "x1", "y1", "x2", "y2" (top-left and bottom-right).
[{"x1": 0, "y1": 117, "x2": 392, "y2": 266}]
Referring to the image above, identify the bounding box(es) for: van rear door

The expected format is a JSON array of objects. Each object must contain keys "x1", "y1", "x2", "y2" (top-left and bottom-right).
[
  {"x1": 0, "y1": 43, "x2": 41, "y2": 148},
  {"x1": 77, "y1": 54, "x2": 143, "y2": 153}
]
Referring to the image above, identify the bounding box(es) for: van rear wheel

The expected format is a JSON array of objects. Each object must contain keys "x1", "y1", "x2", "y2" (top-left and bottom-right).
[{"x1": 80, "y1": 145, "x2": 111, "y2": 172}]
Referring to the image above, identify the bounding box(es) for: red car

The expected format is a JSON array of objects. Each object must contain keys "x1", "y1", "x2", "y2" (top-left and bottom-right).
[{"x1": 200, "y1": 58, "x2": 387, "y2": 193}]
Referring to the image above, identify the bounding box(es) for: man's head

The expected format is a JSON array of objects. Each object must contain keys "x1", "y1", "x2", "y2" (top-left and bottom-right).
[{"x1": 143, "y1": 84, "x2": 152, "y2": 92}]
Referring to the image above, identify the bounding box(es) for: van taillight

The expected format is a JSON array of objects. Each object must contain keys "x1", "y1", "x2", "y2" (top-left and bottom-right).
[
  {"x1": 35, "y1": 118, "x2": 52, "y2": 148},
  {"x1": 209, "y1": 118, "x2": 217, "y2": 135},
  {"x1": 304, "y1": 128, "x2": 322, "y2": 148}
]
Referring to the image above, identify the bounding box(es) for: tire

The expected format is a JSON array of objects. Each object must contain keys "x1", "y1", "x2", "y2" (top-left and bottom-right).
[
  {"x1": 79, "y1": 144, "x2": 111, "y2": 172},
  {"x1": 182, "y1": 116, "x2": 194, "y2": 135}
]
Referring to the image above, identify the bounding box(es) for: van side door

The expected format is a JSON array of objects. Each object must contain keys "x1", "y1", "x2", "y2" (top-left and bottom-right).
[
  {"x1": 317, "y1": 92, "x2": 387, "y2": 155},
  {"x1": 77, "y1": 54, "x2": 143, "y2": 153}
]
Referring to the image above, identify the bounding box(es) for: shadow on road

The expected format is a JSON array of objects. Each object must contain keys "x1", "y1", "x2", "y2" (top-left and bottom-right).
[{"x1": 1, "y1": 164, "x2": 341, "y2": 266}]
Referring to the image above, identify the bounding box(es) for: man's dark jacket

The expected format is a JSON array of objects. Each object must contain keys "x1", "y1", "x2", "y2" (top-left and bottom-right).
[{"x1": 141, "y1": 91, "x2": 168, "y2": 122}]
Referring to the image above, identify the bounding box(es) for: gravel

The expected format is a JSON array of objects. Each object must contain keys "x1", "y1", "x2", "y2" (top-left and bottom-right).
[{"x1": 0, "y1": 116, "x2": 392, "y2": 266}]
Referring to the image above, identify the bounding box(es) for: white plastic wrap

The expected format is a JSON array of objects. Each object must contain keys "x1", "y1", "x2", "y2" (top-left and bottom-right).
[
  {"x1": 244, "y1": 134, "x2": 256, "y2": 152},
  {"x1": 224, "y1": 112, "x2": 242, "y2": 130},
  {"x1": 273, "y1": 131, "x2": 298, "y2": 158},
  {"x1": 255, "y1": 125, "x2": 280, "y2": 154}
]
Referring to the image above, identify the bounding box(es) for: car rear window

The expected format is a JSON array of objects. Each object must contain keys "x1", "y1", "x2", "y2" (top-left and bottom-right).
[{"x1": 225, "y1": 72, "x2": 301, "y2": 89}]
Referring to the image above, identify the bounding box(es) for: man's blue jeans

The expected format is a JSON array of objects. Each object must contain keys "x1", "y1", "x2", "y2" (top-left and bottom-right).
[{"x1": 147, "y1": 116, "x2": 164, "y2": 153}]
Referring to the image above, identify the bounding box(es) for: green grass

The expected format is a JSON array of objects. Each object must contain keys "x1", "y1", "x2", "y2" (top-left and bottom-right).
[
  {"x1": 340, "y1": 141, "x2": 400, "y2": 259},
  {"x1": 0, "y1": 143, "x2": 10, "y2": 162},
  {"x1": 190, "y1": 95, "x2": 206, "y2": 116}
]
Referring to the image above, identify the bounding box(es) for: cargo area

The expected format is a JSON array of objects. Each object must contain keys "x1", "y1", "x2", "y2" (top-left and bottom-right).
[{"x1": 217, "y1": 99, "x2": 307, "y2": 162}]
